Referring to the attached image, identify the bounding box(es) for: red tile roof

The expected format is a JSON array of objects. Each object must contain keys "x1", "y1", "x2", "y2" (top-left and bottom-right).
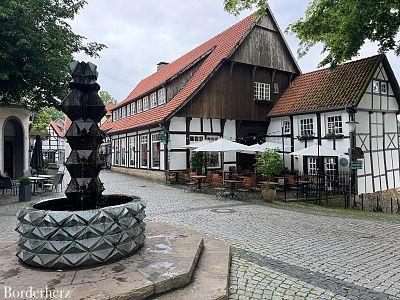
[
  {"x1": 268, "y1": 55, "x2": 383, "y2": 117},
  {"x1": 105, "y1": 103, "x2": 116, "y2": 117},
  {"x1": 108, "y1": 13, "x2": 257, "y2": 134},
  {"x1": 50, "y1": 121, "x2": 64, "y2": 137}
]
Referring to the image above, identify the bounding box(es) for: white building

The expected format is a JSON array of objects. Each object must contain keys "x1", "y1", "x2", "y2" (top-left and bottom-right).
[
  {"x1": 0, "y1": 105, "x2": 32, "y2": 178},
  {"x1": 267, "y1": 55, "x2": 400, "y2": 195}
]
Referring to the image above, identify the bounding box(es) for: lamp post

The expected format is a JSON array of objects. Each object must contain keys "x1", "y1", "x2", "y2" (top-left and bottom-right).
[{"x1": 346, "y1": 118, "x2": 358, "y2": 208}]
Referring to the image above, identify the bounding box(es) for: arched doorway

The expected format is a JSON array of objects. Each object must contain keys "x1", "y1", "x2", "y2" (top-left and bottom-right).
[{"x1": 3, "y1": 118, "x2": 24, "y2": 178}]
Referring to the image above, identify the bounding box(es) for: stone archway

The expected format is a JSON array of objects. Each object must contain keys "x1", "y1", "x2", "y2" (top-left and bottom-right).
[{"x1": 3, "y1": 118, "x2": 24, "y2": 178}]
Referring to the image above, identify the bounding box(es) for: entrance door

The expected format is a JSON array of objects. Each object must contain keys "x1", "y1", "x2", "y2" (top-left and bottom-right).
[{"x1": 4, "y1": 141, "x2": 14, "y2": 177}]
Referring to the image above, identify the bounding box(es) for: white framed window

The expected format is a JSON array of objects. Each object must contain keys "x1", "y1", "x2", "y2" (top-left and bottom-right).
[
  {"x1": 300, "y1": 118, "x2": 314, "y2": 136},
  {"x1": 282, "y1": 120, "x2": 290, "y2": 134},
  {"x1": 114, "y1": 139, "x2": 120, "y2": 165},
  {"x1": 137, "y1": 99, "x2": 143, "y2": 113},
  {"x1": 373, "y1": 80, "x2": 380, "y2": 94},
  {"x1": 150, "y1": 93, "x2": 157, "y2": 108},
  {"x1": 122, "y1": 106, "x2": 126, "y2": 118},
  {"x1": 308, "y1": 157, "x2": 317, "y2": 175},
  {"x1": 129, "y1": 136, "x2": 136, "y2": 167},
  {"x1": 127, "y1": 104, "x2": 131, "y2": 116},
  {"x1": 381, "y1": 82, "x2": 388, "y2": 94},
  {"x1": 140, "y1": 135, "x2": 148, "y2": 167},
  {"x1": 158, "y1": 88, "x2": 166, "y2": 105},
  {"x1": 143, "y1": 96, "x2": 149, "y2": 111},
  {"x1": 273, "y1": 82, "x2": 279, "y2": 94},
  {"x1": 254, "y1": 82, "x2": 271, "y2": 101},
  {"x1": 327, "y1": 115, "x2": 342, "y2": 134},
  {"x1": 112, "y1": 111, "x2": 116, "y2": 122},
  {"x1": 131, "y1": 102, "x2": 136, "y2": 115},
  {"x1": 206, "y1": 135, "x2": 220, "y2": 168},
  {"x1": 189, "y1": 135, "x2": 204, "y2": 143},
  {"x1": 325, "y1": 158, "x2": 337, "y2": 190},
  {"x1": 151, "y1": 133, "x2": 160, "y2": 169},
  {"x1": 120, "y1": 138, "x2": 127, "y2": 166}
]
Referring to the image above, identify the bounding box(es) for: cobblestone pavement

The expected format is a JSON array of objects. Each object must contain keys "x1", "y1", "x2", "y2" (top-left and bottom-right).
[{"x1": 1, "y1": 170, "x2": 400, "y2": 299}]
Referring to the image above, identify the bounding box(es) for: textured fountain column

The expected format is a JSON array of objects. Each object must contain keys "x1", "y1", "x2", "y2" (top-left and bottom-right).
[
  {"x1": 60, "y1": 61, "x2": 107, "y2": 209},
  {"x1": 15, "y1": 62, "x2": 146, "y2": 269}
]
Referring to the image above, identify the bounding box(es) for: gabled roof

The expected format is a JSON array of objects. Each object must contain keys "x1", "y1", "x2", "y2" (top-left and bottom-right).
[
  {"x1": 108, "y1": 13, "x2": 258, "y2": 134},
  {"x1": 268, "y1": 54, "x2": 400, "y2": 117},
  {"x1": 49, "y1": 121, "x2": 64, "y2": 137},
  {"x1": 105, "y1": 103, "x2": 116, "y2": 117}
]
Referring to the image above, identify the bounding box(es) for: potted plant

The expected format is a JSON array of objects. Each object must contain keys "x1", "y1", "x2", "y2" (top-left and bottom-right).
[
  {"x1": 262, "y1": 184, "x2": 277, "y2": 202},
  {"x1": 19, "y1": 177, "x2": 32, "y2": 202}
]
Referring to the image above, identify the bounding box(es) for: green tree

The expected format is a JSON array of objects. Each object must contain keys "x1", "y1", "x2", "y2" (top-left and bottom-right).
[
  {"x1": 0, "y1": 0, "x2": 106, "y2": 110},
  {"x1": 30, "y1": 107, "x2": 64, "y2": 138},
  {"x1": 255, "y1": 149, "x2": 284, "y2": 179},
  {"x1": 99, "y1": 91, "x2": 117, "y2": 104},
  {"x1": 224, "y1": 0, "x2": 400, "y2": 67}
]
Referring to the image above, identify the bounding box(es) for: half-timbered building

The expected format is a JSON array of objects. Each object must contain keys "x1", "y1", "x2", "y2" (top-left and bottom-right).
[
  {"x1": 42, "y1": 119, "x2": 67, "y2": 164},
  {"x1": 105, "y1": 8, "x2": 300, "y2": 180},
  {"x1": 267, "y1": 54, "x2": 400, "y2": 194}
]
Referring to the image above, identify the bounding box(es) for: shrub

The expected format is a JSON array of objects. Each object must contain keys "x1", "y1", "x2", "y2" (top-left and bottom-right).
[
  {"x1": 255, "y1": 149, "x2": 284, "y2": 179},
  {"x1": 19, "y1": 177, "x2": 31, "y2": 186}
]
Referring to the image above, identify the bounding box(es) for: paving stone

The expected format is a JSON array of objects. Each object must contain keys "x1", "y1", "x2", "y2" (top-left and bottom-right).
[{"x1": 1, "y1": 170, "x2": 400, "y2": 299}]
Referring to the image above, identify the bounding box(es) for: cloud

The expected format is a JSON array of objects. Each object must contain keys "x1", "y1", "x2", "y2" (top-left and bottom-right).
[{"x1": 70, "y1": 0, "x2": 399, "y2": 102}]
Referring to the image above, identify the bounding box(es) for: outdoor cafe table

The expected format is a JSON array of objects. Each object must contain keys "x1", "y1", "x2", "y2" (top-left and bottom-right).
[
  {"x1": 27, "y1": 176, "x2": 46, "y2": 195},
  {"x1": 38, "y1": 174, "x2": 56, "y2": 179},
  {"x1": 190, "y1": 175, "x2": 207, "y2": 190},
  {"x1": 223, "y1": 179, "x2": 243, "y2": 198}
]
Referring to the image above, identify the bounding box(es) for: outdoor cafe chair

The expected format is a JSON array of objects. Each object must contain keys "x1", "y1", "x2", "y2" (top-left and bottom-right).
[
  {"x1": 237, "y1": 178, "x2": 253, "y2": 200},
  {"x1": 43, "y1": 173, "x2": 63, "y2": 193},
  {"x1": 0, "y1": 175, "x2": 18, "y2": 195}
]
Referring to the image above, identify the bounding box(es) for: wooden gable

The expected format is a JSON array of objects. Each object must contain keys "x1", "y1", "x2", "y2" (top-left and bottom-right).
[{"x1": 230, "y1": 8, "x2": 300, "y2": 74}]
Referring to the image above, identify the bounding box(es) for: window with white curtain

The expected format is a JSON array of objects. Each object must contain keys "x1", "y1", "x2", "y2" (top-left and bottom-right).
[
  {"x1": 151, "y1": 133, "x2": 160, "y2": 169},
  {"x1": 143, "y1": 96, "x2": 149, "y2": 111},
  {"x1": 137, "y1": 99, "x2": 143, "y2": 113},
  {"x1": 129, "y1": 136, "x2": 136, "y2": 167},
  {"x1": 300, "y1": 118, "x2": 314, "y2": 136},
  {"x1": 158, "y1": 88, "x2": 166, "y2": 105},
  {"x1": 150, "y1": 93, "x2": 157, "y2": 108}
]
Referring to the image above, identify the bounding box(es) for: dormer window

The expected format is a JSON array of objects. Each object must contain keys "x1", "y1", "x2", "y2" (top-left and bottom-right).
[
  {"x1": 273, "y1": 83, "x2": 279, "y2": 94},
  {"x1": 131, "y1": 102, "x2": 136, "y2": 114},
  {"x1": 254, "y1": 82, "x2": 270, "y2": 101},
  {"x1": 381, "y1": 82, "x2": 388, "y2": 94},
  {"x1": 137, "y1": 99, "x2": 143, "y2": 113},
  {"x1": 373, "y1": 80, "x2": 380, "y2": 94},
  {"x1": 158, "y1": 88, "x2": 166, "y2": 105},
  {"x1": 150, "y1": 92, "x2": 157, "y2": 108},
  {"x1": 143, "y1": 96, "x2": 149, "y2": 111}
]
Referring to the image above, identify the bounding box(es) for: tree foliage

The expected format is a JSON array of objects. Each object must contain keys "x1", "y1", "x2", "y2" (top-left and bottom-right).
[
  {"x1": 30, "y1": 107, "x2": 64, "y2": 138},
  {"x1": 224, "y1": 0, "x2": 400, "y2": 67},
  {"x1": 0, "y1": 0, "x2": 106, "y2": 110},
  {"x1": 99, "y1": 91, "x2": 117, "y2": 104},
  {"x1": 255, "y1": 150, "x2": 284, "y2": 179}
]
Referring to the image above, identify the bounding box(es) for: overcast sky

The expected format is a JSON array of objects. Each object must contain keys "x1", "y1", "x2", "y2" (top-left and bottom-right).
[{"x1": 70, "y1": 0, "x2": 400, "y2": 103}]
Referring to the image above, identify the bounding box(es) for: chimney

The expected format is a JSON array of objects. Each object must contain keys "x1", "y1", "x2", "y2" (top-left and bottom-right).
[{"x1": 157, "y1": 62, "x2": 169, "y2": 71}]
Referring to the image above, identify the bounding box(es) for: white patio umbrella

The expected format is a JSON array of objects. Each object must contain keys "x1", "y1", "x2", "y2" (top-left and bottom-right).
[
  {"x1": 193, "y1": 138, "x2": 251, "y2": 153},
  {"x1": 247, "y1": 141, "x2": 290, "y2": 152},
  {"x1": 290, "y1": 144, "x2": 346, "y2": 157},
  {"x1": 194, "y1": 138, "x2": 251, "y2": 175},
  {"x1": 180, "y1": 140, "x2": 210, "y2": 149}
]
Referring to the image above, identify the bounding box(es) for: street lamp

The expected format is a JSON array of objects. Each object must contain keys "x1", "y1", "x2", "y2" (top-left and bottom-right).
[{"x1": 346, "y1": 118, "x2": 358, "y2": 207}]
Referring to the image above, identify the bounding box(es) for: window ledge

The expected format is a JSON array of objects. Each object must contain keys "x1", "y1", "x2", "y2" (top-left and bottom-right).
[
  {"x1": 254, "y1": 99, "x2": 273, "y2": 104},
  {"x1": 324, "y1": 134, "x2": 344, "y2": 140}
]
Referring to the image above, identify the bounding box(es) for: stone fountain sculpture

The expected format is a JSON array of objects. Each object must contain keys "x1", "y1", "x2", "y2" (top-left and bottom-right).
[{"x1": 15, "y1": 62, "x2": 146, "y2": 269}]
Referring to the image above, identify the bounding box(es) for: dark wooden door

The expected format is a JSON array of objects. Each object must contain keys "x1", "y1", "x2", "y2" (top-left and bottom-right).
[{"x1": 4, "y1": 141, "x2": 14, "y2": 177}]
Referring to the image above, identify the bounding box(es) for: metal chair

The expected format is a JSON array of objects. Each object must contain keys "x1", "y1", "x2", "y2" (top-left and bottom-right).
[
  {"x1": 43, "y1": 173, "x2": 63, "y2": 193},
  {"x1": 0, "y1": 176, "x2": 18, "y2": 195}
]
